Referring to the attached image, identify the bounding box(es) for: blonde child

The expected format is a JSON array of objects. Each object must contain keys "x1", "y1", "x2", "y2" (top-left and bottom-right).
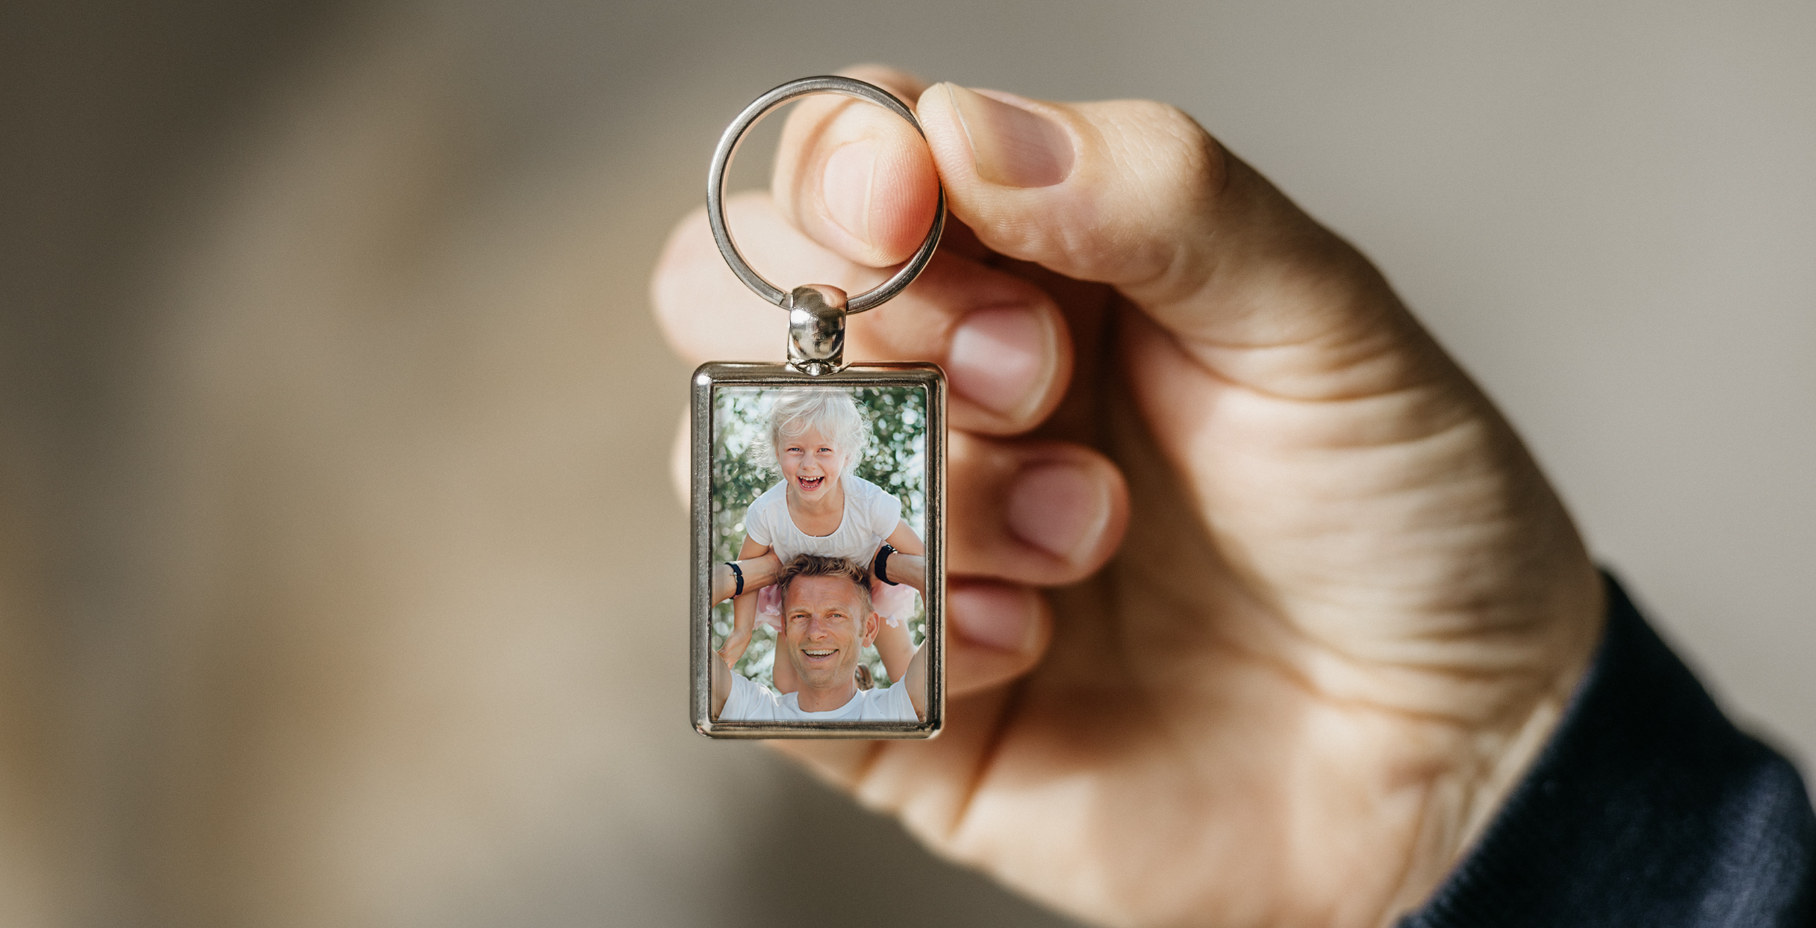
[{"x1": 720, "y1": 389, "x2": 923, "y2": 692}]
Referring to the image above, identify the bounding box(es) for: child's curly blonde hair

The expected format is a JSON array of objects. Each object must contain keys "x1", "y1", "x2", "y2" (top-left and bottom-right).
[{"x1": 757, "y1": 389, "x2": 868, "y2": 477}]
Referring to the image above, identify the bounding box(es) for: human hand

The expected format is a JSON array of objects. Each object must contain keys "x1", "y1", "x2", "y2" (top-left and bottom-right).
[{"x1": 653, "y1": 66, "x2": 1604, "y2": 927}]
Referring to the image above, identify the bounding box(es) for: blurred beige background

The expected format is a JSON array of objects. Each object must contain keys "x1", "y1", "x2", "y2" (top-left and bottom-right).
[{"x1": 2, "y1": 1, "x2": 1811, "y2": 925}]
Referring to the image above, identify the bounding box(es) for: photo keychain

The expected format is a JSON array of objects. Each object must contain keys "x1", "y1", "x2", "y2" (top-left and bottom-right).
[{"x1": 691, "y1": 76, "x2": 947, "y2": 738}]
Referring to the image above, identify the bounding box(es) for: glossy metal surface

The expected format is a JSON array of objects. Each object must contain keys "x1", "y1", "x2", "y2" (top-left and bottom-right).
[{"x1": 785, "y1": 284, "x2": 847, "y2": 374}]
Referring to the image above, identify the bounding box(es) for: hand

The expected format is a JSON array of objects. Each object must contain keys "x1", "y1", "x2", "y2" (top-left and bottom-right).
[{"x1": 653, "y1": 66, "x2": 1604, "y2": 927}]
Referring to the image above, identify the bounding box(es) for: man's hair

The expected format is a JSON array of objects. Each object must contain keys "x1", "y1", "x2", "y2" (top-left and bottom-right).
[
  {"x1": 775, "y1": 554, "x2": 873, "y2": 617},
  {"x1": 758, "y1": 389, "x2": 868, "y2": 477}
]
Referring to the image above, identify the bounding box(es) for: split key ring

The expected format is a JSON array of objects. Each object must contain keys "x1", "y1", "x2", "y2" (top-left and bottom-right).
[{"x1": 705, "y1": 75, "x2": 947, "y2": 316}]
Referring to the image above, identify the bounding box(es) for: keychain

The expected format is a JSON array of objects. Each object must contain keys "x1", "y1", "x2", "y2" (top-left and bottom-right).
[{"x1": 691, "y1": 77, "x2": 946, "y2": 738}]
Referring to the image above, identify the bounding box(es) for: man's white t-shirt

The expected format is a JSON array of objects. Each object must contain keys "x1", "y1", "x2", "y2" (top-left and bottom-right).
[
  {"x1": 721, "y1": 673, "x2": 920, "y2": 722},
  {"x1": 742, "y1": 475, "x2": 902, "y2": 564}
]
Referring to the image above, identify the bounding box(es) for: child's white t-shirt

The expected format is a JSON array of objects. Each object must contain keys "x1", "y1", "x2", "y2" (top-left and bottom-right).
[{"x1": 742, "y1": 475, "x2": 902, "y2": 564}]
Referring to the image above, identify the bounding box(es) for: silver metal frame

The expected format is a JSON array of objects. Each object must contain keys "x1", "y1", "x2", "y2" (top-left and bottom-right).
[
  {"x1": 691, "y1": 362, "x2": 946, "y2": 739},
  {"x1": 707, "y1": 75, "x2": 946, "y2": 314}
]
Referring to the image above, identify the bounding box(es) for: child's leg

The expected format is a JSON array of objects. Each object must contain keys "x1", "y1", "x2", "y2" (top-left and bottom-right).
[
  {"x1": 719, "y1": 590, "x2": 758, "y2": 667},
  {"x1": 771, "y1": 633, "x2": 800, "y2": 694},
  {"x1": 874, "y1": 617, "x2": 915, "y2": 686}
]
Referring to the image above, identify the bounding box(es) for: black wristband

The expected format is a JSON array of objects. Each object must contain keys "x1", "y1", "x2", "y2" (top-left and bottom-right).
[
  {"x1": 875, "y1": 544, "x2": 899, "y2": 585},
  {"x1": 726, "y1": 561, "x2": 744, "y2": 597}
]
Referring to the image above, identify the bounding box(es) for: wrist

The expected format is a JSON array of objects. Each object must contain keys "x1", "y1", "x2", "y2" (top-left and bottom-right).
[
  {"x1": 1382, "y1": 568, "x2": 1607, "y2": 920},
  {"x1": 874, "y1": 543, "x2": 899, "y2": 585}
]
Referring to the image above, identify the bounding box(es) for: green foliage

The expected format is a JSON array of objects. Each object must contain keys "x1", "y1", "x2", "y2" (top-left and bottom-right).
[{"x1": 710, "y1": 385, "x2": 927, "y2": 692}]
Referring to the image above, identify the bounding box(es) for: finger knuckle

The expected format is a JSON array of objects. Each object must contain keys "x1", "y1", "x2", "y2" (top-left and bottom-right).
[
  {"x1": 1094, "y1": 101, "x2": 1228, "y2": 291},
  {"x1": 1125, "y1": 101, "x2": 1228, "y2": 205}
]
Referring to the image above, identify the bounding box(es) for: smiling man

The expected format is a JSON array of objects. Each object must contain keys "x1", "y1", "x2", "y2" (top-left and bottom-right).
[{"x1": 712, "y1": 555, "x2": 926, "y2": 723}]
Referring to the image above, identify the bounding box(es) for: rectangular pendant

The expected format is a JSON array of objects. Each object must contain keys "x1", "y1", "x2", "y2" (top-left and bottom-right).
[{"x1": 691, "y1": 362, "x2": 945, "y2": 739}]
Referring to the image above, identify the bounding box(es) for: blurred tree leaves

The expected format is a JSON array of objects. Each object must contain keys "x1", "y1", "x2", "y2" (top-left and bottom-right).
[{"x1": 710, "y1": 386, "x2": 926, "y2": 691}]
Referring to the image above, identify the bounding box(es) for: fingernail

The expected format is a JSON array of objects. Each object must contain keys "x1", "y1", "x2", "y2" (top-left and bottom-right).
[
  {"x1": 1006, "y1": 462, "x2": 1109, "y2": 562},
  {"x1": 943, "y1": 83, "x2": 1073, "y2": 188},
  {"x1": 947, "y1": 305, "x2": 1053, "y2": 418},
  {"x1": 822, "y1": 138, "x2": 878, "y2": 243},
  {"x1": 950, "y1": 584, "x2": 1037, "y2": 652}
]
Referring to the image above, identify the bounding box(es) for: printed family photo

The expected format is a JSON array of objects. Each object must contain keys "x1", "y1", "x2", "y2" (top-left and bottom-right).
[{"x1": 703, "y1": 383, "x2": 935, "y2": 728}]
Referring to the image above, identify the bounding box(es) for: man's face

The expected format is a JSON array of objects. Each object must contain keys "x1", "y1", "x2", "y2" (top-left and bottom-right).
[{"x1": 782, "y1": 575, "x2": 877, "y2": 691}]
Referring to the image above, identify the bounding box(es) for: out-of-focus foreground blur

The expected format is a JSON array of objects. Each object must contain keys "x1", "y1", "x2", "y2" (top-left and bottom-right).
[{"x1": 2, "y1": 1, "x2": 1812, "y2": 925}]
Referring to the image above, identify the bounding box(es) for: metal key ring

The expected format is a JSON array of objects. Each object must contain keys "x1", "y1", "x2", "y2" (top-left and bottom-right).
[{"x1": 707, "y1": 76, "x2": 946, "y2": 314}]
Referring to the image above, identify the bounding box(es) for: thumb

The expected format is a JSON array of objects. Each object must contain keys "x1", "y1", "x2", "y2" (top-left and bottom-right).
[{"x1": 916, "y1": 83, "x2": 1442, "y2": 401}]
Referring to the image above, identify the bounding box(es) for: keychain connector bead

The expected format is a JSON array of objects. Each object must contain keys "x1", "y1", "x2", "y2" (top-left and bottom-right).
[{"x1": 786, "y1": 284, "x2": 848, "y2": 375}]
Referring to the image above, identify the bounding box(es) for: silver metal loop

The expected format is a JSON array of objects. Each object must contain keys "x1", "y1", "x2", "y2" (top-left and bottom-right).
[{"x1": 707, "y1": 76, "x2": 946, "y2": 315}]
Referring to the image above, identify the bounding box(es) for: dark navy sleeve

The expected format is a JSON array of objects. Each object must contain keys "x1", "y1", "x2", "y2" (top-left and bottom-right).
[{"x1": 1401, "y1": 574, "x2": 1816, "y2": 927}]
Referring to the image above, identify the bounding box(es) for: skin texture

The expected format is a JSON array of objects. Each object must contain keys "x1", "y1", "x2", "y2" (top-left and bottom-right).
[
  {"x1": 710, "y1": 553, "x2": 783, "y2": 605},
  {"x1": 777, "y1": 425, "x2": 846, "y2": 528},
  {"x1": 781, "y1": 574, "x2": 879, "y2": 709},
  {"x1": 654, "y1": 66, "x2": 1604, "y2": 928}
]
